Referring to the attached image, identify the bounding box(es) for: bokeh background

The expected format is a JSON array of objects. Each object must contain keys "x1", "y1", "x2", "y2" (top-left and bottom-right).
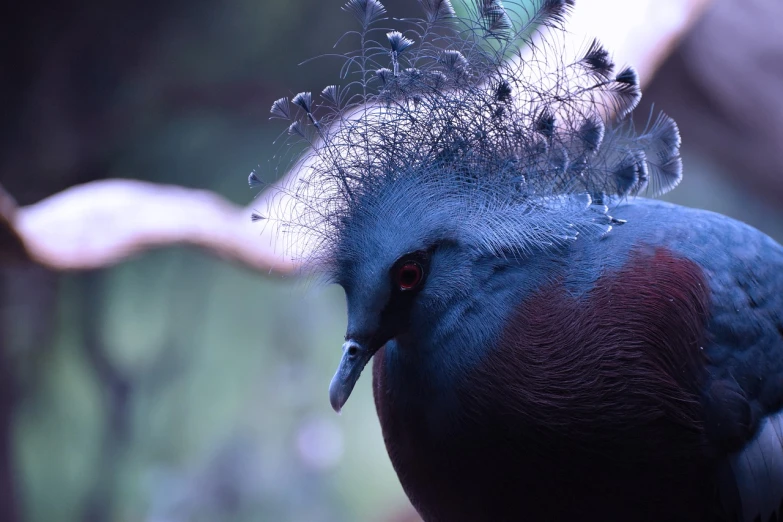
[{"x1": 0, "y1": 0, "x2": 781, "y2": 521}]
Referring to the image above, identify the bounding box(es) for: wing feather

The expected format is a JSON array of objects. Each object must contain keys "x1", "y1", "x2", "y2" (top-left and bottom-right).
[{"x1": 724, "y1": 412, "x2": 783, "y2": 521}]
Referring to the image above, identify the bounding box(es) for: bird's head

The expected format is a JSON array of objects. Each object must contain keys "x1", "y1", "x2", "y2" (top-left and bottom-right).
[
  {"x1": 325, "y1": 175, "x2": 476, "y2": 412},
  {"x1": 257, "y1": 0, "x2": 684, "y2": 412},
  {"x1": 324, "y1": 164, "x2": 616, "y2": 412}
]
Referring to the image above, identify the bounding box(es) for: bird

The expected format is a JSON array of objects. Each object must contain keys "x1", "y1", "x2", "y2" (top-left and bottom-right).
[{"x1": 255, "y1": 0, "x2": 783, "y2": 520}]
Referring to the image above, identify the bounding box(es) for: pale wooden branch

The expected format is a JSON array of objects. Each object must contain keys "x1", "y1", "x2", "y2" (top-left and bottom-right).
[
  {"x1": 6, "y1": 180, "x2": 294, "y2": 273},
  {"x1": 554, "y1": 0, "x2": 713, "y2": 84},
  {"x1": 1, "y1": 0, "x2": 711, "y2": 275}
]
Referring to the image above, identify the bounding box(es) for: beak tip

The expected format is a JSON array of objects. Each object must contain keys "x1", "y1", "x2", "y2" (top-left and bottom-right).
[
  {"x1": 328, "y1": 376, "x2": 346, "y2": 414},
  {"x1": 329, "y1": 395, "x2": 343, "y2": 414}
]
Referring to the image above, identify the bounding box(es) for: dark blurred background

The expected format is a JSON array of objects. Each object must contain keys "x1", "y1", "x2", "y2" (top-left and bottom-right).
[{"x1": 0, "y1": 0, "x2": 780, "y2": 521}]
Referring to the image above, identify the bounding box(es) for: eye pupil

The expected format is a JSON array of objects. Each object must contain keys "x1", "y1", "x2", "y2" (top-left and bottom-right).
[{"x1": 398, "y1": 262, "x2": 422, "y2": 290}]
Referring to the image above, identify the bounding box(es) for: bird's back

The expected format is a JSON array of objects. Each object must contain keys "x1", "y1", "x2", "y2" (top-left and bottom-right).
[{"x1": 615, "y1": 199, "x2": 783, "y2": 522}]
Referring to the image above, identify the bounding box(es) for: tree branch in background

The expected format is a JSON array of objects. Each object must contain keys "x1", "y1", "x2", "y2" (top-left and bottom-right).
[
  {"x1": 1, "y1": 0, "x2": 712, "y2": 277},
  {"x1": 78, "y1": 269, "x2": 194, "y2": 522},
  {"x1": 0, "y1": 189, "x2": 23, "y2": 522},
  {"x1": 0, "y1": 186, "x2": 29, "y2": 265},
  {"x1": 79, "y1": 271, "x2": 133, "y2": 522},
  {"x1": 5, "y1": 180, "x2": 294, "y2": 274},
  {"x1": 0, "y1": 314, "x2": 19, "y2": 522}
]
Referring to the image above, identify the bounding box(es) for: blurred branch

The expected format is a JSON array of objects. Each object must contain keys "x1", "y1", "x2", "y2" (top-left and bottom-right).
[
  {"x1": 0, "y1": 0, "x2": 711, "y2": 276},
  {"x1": 643, "y1": 0, "x2": 783, "y2": 208},
  {"x1": 2, "y1": 180, "x2": 293, "y2": 273},
  {"x1": 0, "y1": 187, "x2": 28, "y2": 265},
  {"x1": 1, "y1": 195, "x2": 24, "y2": 522},
  {"x1": 551, "y1": 0, "x2": 713, "y2": 85},
  {"x1": 79, "y1": 271, "x2": 133, "y2": 522},
  {"x1": 78, "y1": 269, "x2": 194, "y2": 522},
  {"x1": 0, "y1": 306, "x2": 19, "y2": 522}
]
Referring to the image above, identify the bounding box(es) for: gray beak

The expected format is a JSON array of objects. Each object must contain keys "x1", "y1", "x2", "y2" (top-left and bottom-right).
[{"x1": 328, "y1": 339, "x2": 374, "y2": 413}]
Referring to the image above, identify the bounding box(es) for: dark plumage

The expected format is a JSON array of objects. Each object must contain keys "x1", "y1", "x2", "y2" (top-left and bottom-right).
[
  {"x1": 370, "y1": 200, "x2": 783, "y2": 521},
  {"x1": 258, "y1": 1, "x2": 783, "y2": 520}
]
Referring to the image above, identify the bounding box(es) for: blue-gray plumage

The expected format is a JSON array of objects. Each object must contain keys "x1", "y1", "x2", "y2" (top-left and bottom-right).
[{"x1": 257, "y1": 0, "x2": 783, "y2": 520}]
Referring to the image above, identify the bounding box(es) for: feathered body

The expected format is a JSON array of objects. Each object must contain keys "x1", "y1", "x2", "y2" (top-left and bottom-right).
[
  {"x1": 372, "y1": 199, "x2": 783, "y2": 521},
  {"x1": 258, "y1": 1, "x2": 783, "y2": 520}
]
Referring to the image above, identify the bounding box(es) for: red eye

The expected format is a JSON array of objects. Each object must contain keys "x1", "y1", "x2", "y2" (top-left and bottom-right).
[{"x1": 397, "y1": 261, "x2": 423, "y2": 291}]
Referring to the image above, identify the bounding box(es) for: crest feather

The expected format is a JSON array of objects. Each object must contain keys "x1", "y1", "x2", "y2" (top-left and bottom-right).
[{"x1": 259, "y1": 0, "x2": 683, "y2": 269}]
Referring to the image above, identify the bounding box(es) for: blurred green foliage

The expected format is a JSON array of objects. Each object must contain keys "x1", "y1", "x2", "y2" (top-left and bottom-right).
[{"x1": 16, "y1": 253, "x2": 408, "y2": 521}]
